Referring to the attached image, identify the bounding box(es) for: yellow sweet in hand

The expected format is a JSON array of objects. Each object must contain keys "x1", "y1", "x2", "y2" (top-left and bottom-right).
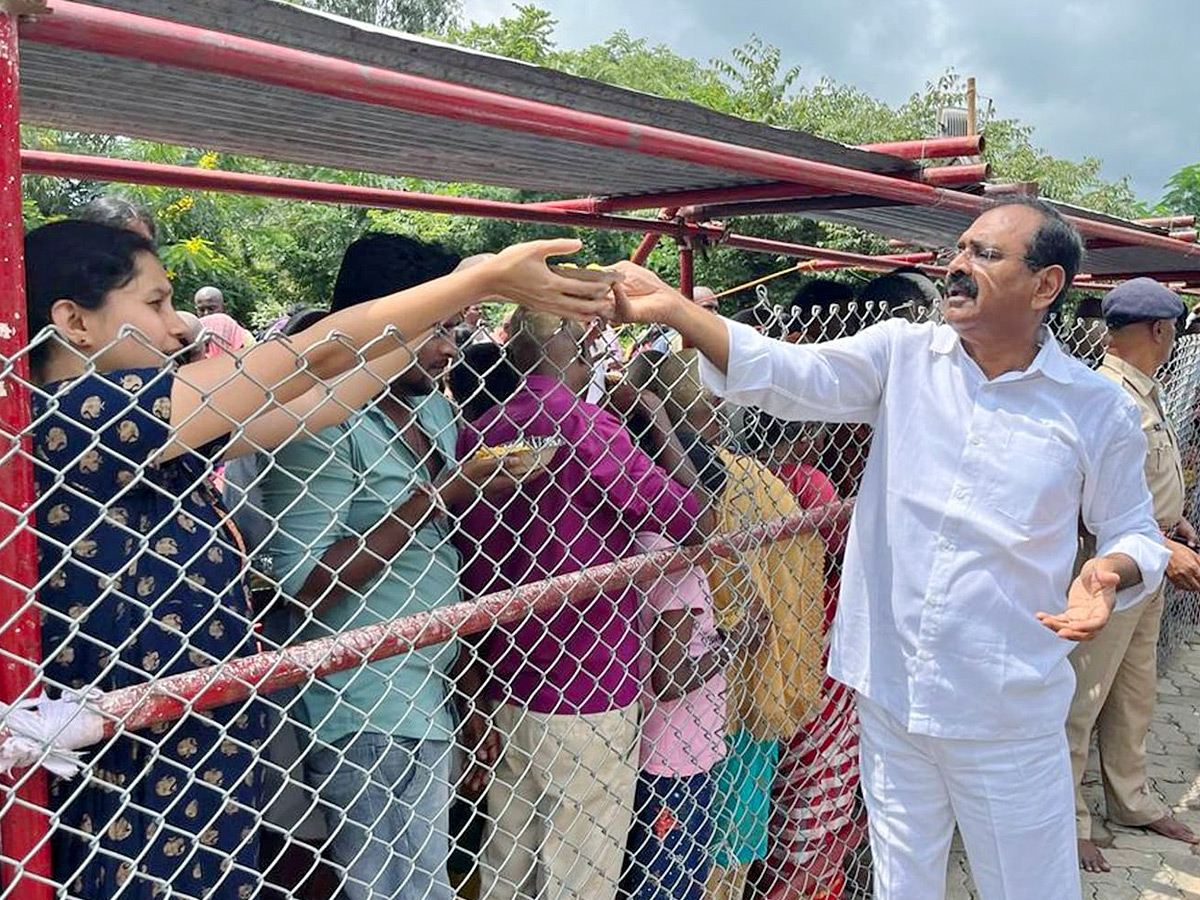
[{"x1": 473, "y1": 442, "x2": 533, "y2": 461}]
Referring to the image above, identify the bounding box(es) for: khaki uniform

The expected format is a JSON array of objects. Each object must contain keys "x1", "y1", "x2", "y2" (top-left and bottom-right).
[{"x1": 1066, "y1": 352, "x2": 1185, "y2": 838}]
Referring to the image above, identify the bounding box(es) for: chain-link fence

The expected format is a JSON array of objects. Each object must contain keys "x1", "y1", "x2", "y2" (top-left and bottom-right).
[{"x1": 0, "y1": 276, "x2": 1197, "y2": 900}]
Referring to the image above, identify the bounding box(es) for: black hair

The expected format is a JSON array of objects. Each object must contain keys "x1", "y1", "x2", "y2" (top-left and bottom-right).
[
  {"x1": 449, "y1": 341, "x2": 521, "y2": 424},
  {"x1": 1073, "y1": 295, "x2": 1104, "y2": 320},
  {"x1": 77, "y1": 196, "x2": 158, "y2": 243},
  {"x1": 741, "y1": 409, "x2": 818, "y2": 456},
  {"x1": 331, "y1": 232, "x2": 461, "y2": 312},
  {"x1": 282, "y1": 307, "x2": 330, "y2": 337},
  {"x1": 24, "y1": 220, "x2": 157, "y2": 374},
  {"x1": 859, "y1": 267, "x2": 941, "y2": 312},
  {"x1": 625, "y1": 407, "x2": 728, "y2": 497},
  {"x1": 730, "y1": 305, "x2": 776, "y2": 329},
  {"x1": 782, "y1": 279, "x2": 858, "y2": 337},
  {"x1": 988, "y1": 196, "x2": 1085, "y2": 306}
]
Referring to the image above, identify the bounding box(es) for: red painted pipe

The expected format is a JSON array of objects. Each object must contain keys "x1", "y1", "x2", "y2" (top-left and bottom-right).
[
  {"x1": 22, "y1": 3, "x2": 1200, "y2": 263},
  {"x1": 0, "y1": 14, "x2": 53, "y2": 900},
  {"x1": 1170, "y1": 230, "x2": 1198, "y2": 243},
  {"x1": 918, "y1": 162, "x2": 990, "y2": 186},
  {"x1": 629, "y1": 207, "x2": 679, "y2": 265},
  {"x1": 90, "y1": 503, "x2": 852, "y2": 735},
  {"x1": 721, "y1": 233, "x2": 943, "y2": 272},
  {"x1": 859, "y1": 135, "x2": 984, "y2": 160},
  {"x1": 531, "y1": 163, "x2": 986, "y2": 216},
  {"x1": 630, "y1": 232, "x2": 662, "y2": 265},
  {"x1": 20, "y1": 151, "x2": 686, "y2": 237},
  {"x1": 1137, "y1": 215, "x2": 1196, "y2": 229},
  {"x1": 679, "y1": 241, "x2": 695, "y2": 299},
  {"x1": 16, "y1": 153, "x2": 939, "y2": 276}
]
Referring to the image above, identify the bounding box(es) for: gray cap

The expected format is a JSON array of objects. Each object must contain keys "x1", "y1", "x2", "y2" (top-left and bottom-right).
[{"x1": 1102, "y1": 277, "x2": 1186, "y2": 324}]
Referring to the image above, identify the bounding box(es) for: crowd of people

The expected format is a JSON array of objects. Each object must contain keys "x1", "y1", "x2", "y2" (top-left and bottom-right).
[{"x1": 16, "y1": 193, "x2": 1200, "y2": 900}]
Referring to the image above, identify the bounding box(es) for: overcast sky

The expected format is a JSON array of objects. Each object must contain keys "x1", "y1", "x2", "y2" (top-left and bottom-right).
[{"x1": 460, "y1": 0, "x2": 1199, "y2": 204}]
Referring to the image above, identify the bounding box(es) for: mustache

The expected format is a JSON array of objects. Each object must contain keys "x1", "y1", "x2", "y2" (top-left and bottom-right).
[{"x1": 947, "y1": 272, "x2": 979, "y2": 298}]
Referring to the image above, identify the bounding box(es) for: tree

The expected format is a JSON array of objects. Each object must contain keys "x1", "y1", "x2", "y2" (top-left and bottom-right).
[
  {"x1": 1161, "y1": 164, "x2": 1200, "y2": 218},
  {"x1": 285, "y1": 0, "x2": 460, "y2": 34},
  {"x1": 446, "y1": 5, "x2": 557, "y2": 64}
]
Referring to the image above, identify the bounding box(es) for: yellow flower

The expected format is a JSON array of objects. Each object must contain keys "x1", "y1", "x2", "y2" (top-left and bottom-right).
[{"x1": 197, "y1": 152, "x2": 219, "y2": 170}]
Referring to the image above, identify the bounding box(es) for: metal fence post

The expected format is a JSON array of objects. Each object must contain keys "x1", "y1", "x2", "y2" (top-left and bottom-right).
[{"x1": 0, "y1": 6, "x2": 53, "y2": 898}]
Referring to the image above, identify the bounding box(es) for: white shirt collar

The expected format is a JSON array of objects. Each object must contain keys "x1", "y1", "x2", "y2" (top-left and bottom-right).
[{"x1": 930, "y1": 323, "x2": 1076, "y2": 385}]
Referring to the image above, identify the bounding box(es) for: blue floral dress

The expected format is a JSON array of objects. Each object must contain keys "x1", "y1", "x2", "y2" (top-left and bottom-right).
[{"x1": 33, "y1": 368, "x2": 265, "y2": 900}]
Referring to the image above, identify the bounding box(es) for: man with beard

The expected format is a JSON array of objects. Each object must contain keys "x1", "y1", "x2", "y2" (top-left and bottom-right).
[
  {"x1": 263, "y1": 234, "x2": 528, "y2": 900},
  {"x1": 603, "y1": 197, "x2": 1169, "y2": 900}
]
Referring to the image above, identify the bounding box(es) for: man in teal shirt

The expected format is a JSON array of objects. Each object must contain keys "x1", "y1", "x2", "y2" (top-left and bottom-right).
[{"x1": 263, "y1": 234, "x2": 516, "y2": 900}]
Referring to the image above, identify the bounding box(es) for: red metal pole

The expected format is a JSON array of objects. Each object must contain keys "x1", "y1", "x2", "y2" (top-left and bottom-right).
[
  {"x1": 917, "y1": 162, "x2": 990, "y2": 186},
  {"x1": 628, "y1": 207, "x2": 678, "y2": 265},
  {"x1": 630, "y1": 232, "x2": 662, "y2": 265},
  {"x1": 1137, "y1": 215, "x2": 1196, "y2": 229},
  {"x1": 858, "y1": 135, "x2": 984, "y2": 159},
  {"x1": 0, "y1": 9, "x2": 52, "y2": 899},
  {"x1": 530, "y1": 163, "x2": 987, "y2": 215},
  {"x1": 19, "y1": 151, "x2": 686, "y2": 237},
  {"x1": 87, "y1": 503, "x2": 851, "y2": 735},
  {"x1": 679, "y1": 241, "x2": 695, "y2": 300},
  {"x1": 720, "y1": 233, "x2": 946, "y2": 273}
]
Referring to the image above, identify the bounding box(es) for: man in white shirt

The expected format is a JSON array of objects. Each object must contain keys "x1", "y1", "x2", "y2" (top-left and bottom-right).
[{"x1": 606, "y1": 197, "x2": 1169, "y2": 900}]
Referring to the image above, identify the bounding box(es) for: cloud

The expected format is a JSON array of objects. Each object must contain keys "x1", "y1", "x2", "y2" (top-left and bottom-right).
[{"x1": 460, "y1": 0, "x2": 1200, "y2": 202}]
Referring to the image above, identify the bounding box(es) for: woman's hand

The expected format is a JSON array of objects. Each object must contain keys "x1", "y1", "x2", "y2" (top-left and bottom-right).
[{"x1": 481, "y1": 239, "x2": 619, "y2": 320}]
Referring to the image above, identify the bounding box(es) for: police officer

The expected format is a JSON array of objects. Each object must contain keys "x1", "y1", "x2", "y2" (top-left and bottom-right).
[{"x1": 1067, "y1": 277, "x2": 1200, "y2": 873}]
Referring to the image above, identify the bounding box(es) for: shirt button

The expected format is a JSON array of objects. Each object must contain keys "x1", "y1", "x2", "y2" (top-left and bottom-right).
[
  {"x1": 918, "y1": 649, "x2": 934, "y2": 661},
  {"x1": 954, "y1": 487, "x2": 968, "y2": 500},
  {"x1": 968, "y1": 435, "x2": 982, "y2": 446}
]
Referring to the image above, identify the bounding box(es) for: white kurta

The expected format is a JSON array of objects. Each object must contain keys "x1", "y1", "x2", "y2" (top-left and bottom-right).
[
  {"x1": 700, "y1": 317, "x2": 1168, "y2": 740},
  {"x1": 700, "y1": 318, "x2": 1170, "y2": 899}
]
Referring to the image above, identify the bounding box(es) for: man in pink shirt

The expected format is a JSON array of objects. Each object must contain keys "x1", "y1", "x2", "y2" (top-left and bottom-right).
[{"x1": 456, "y1": 309, "x2": 707, "y2": 900}]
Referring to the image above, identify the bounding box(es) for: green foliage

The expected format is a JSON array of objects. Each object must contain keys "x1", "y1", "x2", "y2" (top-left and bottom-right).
[
  {"x1": 446, "y1": 5, "x2": 557, "y2": 62},
  {"x1": 282, "y1": 0, "x2": 460, "y2": 33},
  {"x1": 20, "y1": 6, "x2": 1150, "y2": 323},
  {"x1": 1161, "y1": 164, "x2": 1200, "y2": 218}
]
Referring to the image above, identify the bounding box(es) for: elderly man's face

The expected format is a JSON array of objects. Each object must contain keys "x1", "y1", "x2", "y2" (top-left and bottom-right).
[
  {"x1": 195, "y1": 293, "x2": 225, "y2": 317},
  {"x1": 943, "y1": 205, "x2": 1051, "y2": 339},
  {"x1": 693, "y1": 286, "x2": 719, "y2": 313}
]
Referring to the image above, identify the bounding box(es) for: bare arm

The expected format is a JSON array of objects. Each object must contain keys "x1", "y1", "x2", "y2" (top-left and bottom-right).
[
  {"x1": 294, "y1": 456, "x2": 529, "y2": 613},
  {"x1": 223, "y1": 346, "x2": 414, "y2": 460},
  {"x1": 161, "y1": 240, "x2": 617, "y2": 460},
  {"x1": 608, "y1": 262, "x2": 731, "y2": 372},
  {"x1": 650, "y1": 608, "x2": 724, "y2": 701}
]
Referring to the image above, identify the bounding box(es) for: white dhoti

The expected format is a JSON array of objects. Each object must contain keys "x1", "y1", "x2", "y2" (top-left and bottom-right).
[{"x1": 857, "y1": 694, "x2": 1080, "y2": 900}]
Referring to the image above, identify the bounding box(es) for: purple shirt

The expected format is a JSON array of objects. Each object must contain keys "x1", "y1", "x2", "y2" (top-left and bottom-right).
[{"x1": 457, "y1": 375, "x2": 701, "y2": 715}]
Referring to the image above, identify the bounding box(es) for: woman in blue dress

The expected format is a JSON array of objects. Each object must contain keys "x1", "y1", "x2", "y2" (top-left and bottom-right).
[{"x1": 23, "y1": 220, "x2": 613, "y2": 900}]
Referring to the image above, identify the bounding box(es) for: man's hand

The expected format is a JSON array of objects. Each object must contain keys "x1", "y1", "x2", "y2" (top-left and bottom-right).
[
  {"x1": 460, "y1": 709, "x2": 502, "y2": 797},
  {"x1": 1176, "y1": 517, "x2": 1199, "y2": 546},
  {"x1": 439, "y1": 454, "x2": 535, "y2": 510},
  {"x1": 605, "y1": 261, "x2": 689, "y2": 325},
  {"x1": 1037, "y1": 558, "x2": 1120, "y2": 641},
  {"x1": 483, "y1": 239, "x2": 619, "y2": 320},
  {"x1": 1165, "y1": 538, "x2": 1200, "y2": 591},
  {"x1": 729, "y1": 594, "x2": 772, "y2": 650}
]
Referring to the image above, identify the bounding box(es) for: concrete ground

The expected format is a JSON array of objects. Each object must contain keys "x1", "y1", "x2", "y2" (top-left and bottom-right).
[{"x1": 943, "y1": 635, "x2": 1200, "y2": 900}]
